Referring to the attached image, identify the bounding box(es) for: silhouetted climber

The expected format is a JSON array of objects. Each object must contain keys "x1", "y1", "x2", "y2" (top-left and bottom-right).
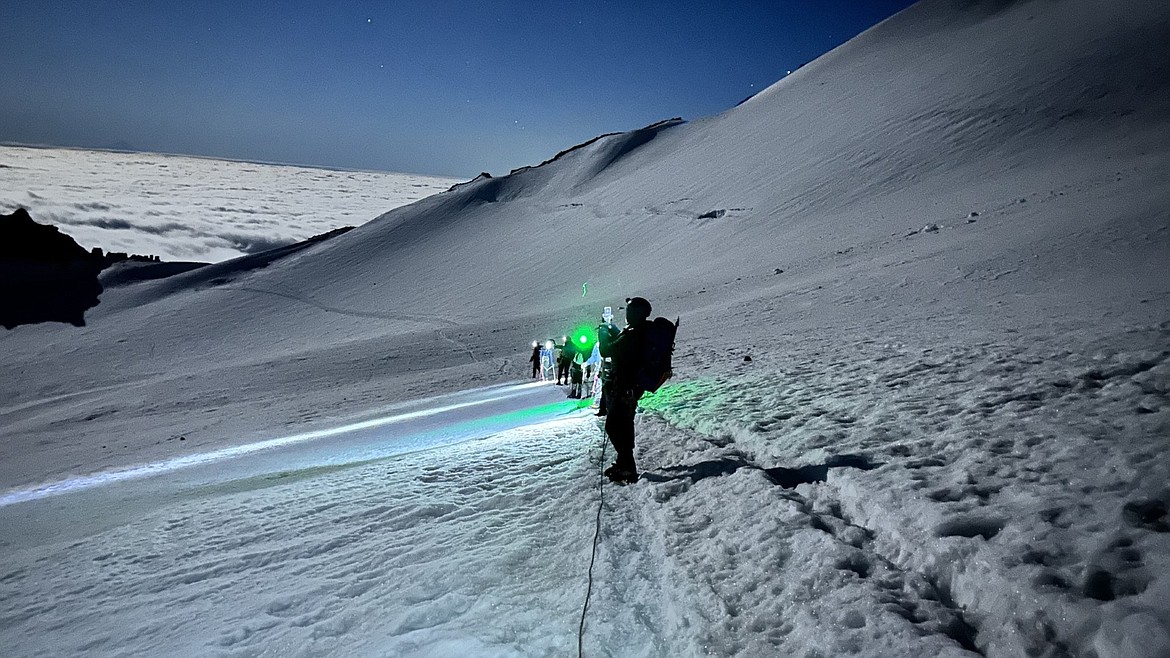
[
  {"x1": 558, "y1": 339, "x2": 575, "y2": 385},
  {"x1": 529, "y1": 343, "x2": 541, "y2": 379},
  {"x1": 598, "y1": 296, "x2": 653, "y2": 483},
  {"x1": 569, "y1": 351, "x2": 585, "y2": 398},
  {"x1": 552, "y1": 341, "x2": 564, "y2": 384}
]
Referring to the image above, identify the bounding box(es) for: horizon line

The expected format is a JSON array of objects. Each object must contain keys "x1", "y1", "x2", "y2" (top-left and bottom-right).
[{"x1": 0, "y1": 140, "x2": 469, "y2": 182}]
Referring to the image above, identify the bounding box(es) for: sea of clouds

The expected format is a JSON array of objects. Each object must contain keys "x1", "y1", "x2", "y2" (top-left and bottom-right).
[{"x1": 0, "y1": 145, "x2": 461, "y2": 263}]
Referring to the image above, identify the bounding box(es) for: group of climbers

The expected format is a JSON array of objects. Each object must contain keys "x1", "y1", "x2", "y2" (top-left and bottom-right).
[
  {"x1": 526, "y1": 296, "x2": 678, "y2": 484},
  {"x1": 556, "y1": 333, "x2": 599, "y2": 398},
  {"x1": 528, "y1": 329, "x2": 601, "y2": 399}
]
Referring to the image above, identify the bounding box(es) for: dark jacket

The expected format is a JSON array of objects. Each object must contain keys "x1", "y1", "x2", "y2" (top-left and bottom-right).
[{"x1": 598, "y1": 320, "x2": 647, "y2": 393}]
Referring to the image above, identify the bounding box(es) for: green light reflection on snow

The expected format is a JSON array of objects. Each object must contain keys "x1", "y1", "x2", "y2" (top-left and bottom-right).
[{"x1": 447, "y1": 397, "x2": 596, "y2": 433}]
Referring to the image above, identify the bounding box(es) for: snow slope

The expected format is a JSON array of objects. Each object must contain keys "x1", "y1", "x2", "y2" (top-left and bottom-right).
[{"x1": 2, "y1": 0, "x2": 1169, "y2": 655}]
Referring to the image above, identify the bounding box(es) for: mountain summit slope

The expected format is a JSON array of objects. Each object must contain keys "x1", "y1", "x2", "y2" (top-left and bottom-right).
[{"x1": 200, "y1": 0, "x2": 1170, "y2": 321}]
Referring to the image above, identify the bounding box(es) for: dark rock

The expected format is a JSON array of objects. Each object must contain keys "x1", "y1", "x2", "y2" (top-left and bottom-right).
[
  {"x1": 0, "y1": 208, "x2": 103, "y2": 329},
  {"x1": 0, "y1": 207, "x2": 91, "y2": 261}
]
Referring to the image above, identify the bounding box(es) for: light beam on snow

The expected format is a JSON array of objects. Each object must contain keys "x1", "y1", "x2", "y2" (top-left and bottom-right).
[{"x1": 0, "y1": 381, "x2": 554, "y2": 508}]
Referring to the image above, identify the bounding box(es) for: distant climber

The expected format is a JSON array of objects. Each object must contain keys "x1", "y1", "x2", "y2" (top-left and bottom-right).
[
  {"x1": 553, "y1": 340, "x2": 565, "y2": 385},
  {"x1": 558, "y1": 339, "x2": 575, "y2": 386},
  {"x1": 529, "y1": 342, "x2": 541, "y2": 379},
  {"x1": 569, "y1": 350, "x2": 585, "y2": 398},
  {"x1": 540, "y1": 340, "x2": 556, "y2": 381}
]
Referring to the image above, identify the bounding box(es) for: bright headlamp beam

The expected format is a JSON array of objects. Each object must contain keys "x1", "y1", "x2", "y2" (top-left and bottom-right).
[{"x1": 0, "y1": 383, "x2": 545, "y2": 507}]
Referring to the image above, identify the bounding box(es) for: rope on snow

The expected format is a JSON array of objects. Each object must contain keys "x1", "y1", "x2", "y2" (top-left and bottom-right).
[{"x1": 578, "y1": 429, "x2": 607, "y2": 658}]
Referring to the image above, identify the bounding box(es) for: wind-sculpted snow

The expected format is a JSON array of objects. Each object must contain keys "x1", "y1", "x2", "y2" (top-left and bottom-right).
[
  {"x1": 637, "y1": 323, "x2": 1170, "y2": 656},
  {"x1": 0, "y1": 145, "x2": 459, "y2": 262}
]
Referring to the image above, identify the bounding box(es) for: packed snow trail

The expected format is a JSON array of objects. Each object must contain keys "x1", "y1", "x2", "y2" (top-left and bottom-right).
[
  {"x1": 0, "y1": 415, "x2": 608, "y2": 657},
  {"x1": 2, "y1": 323, "x2": 1167, "y2": 657},
  {"x1": 0, "y1": 381, "x2": 613, "y2": 655},
  {"x1": 0, "y1": 381, "x2": 596, "y2": 554},
  {"x1": 0, "y1": 382, "x2": 987, "y2": 658}
]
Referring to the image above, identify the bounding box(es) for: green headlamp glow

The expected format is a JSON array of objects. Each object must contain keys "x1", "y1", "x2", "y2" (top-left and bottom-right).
[{"x1": 569, "y1": 324, "x2": 597, "y2": 352}]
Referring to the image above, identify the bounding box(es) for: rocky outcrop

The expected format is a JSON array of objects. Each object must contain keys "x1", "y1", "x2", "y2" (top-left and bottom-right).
[{"x1": 0, "y1": 207, "x2": 104, "y2": 329}]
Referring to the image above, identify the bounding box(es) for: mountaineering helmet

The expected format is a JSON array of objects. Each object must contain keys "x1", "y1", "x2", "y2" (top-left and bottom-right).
[{"x1": 625, "y1": 297, "x2": 652, "y2": 323}]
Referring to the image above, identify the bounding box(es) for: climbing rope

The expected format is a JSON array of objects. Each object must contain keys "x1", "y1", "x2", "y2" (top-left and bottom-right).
[{"x1": 578, "y1": 429, "x2": 607, "y2": 658}]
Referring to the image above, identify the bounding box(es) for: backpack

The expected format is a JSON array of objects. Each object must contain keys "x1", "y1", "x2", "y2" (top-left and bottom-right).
[{"x1": 636, "y1": 317, "x2": 679, "y2": 393}]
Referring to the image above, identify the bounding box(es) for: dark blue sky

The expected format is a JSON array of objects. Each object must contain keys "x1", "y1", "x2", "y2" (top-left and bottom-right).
[{"x1": 0, "y1": 1, "x2": 915, "y2": 178}]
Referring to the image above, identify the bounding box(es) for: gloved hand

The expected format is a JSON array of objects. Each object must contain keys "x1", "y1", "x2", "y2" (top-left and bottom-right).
[{"x1": 597, "y1": 322, "x2": 619, "y2": 350}]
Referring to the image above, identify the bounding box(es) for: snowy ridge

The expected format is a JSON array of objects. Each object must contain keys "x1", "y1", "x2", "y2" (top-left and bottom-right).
[
  {"x1": 144, "y1": 0, "x2": 1170, "y2": 318},
  {"x1": 2, "y1": 0, "x2": 1170, "y2": 655}
]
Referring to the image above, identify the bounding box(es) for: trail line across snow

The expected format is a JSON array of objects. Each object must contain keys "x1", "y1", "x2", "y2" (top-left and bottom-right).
[
  {"x1": 0, "y1": 380, "x2": 578, "y2": 509},
  {"x1": 0, "y1": 384, "x2": 622, "y2": 656}
]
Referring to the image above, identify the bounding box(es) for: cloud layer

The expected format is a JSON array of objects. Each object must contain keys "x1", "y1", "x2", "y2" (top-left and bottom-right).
[{"x1": 0, "y1": 146, "x2": 460, "y2": 262}]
